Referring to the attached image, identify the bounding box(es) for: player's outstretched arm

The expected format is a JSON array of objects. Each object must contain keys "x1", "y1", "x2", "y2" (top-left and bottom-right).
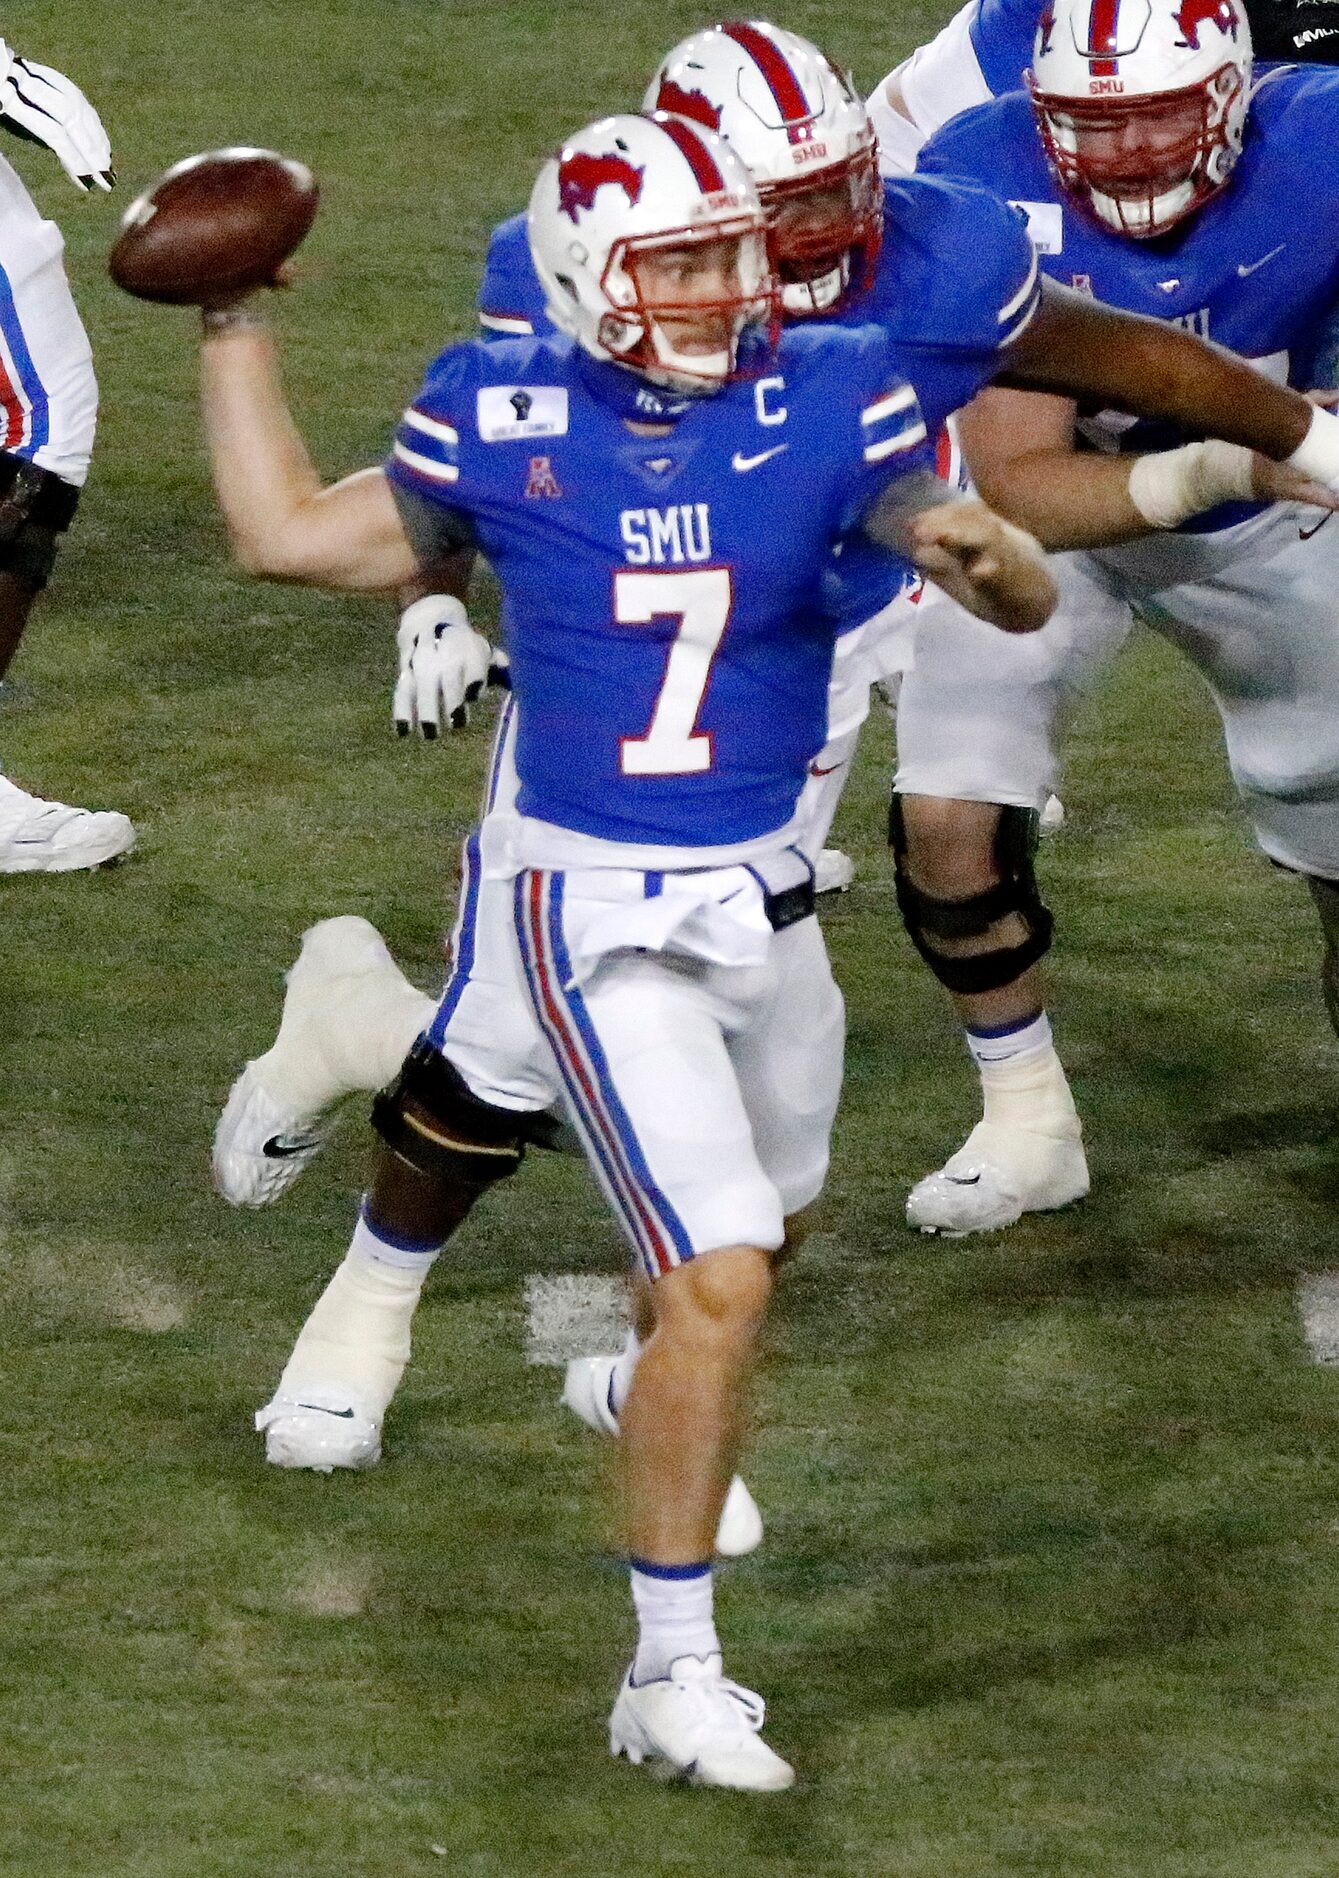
[
  {"x1": 1002, "y1": 280, "x2": 1325, "y2": 464},
  {"x1": 865, "y1": 479, "x2": 1056, "y2": 632},
  {"x1": 199, "y1": 304, "x2": 419, "y2": 592},
  {"x1": 958, "y1": 385, "x2": 1339, "y2": 549}
]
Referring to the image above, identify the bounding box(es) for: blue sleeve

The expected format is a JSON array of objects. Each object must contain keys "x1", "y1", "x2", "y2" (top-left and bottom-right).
[
  {"x1": 876, "y1": 171, "x2": 1040, "y2": 360},
  {"x1": 967, "y1": 0, "x2": 1042, "y2": 95},
  {"x1": 477, "y1": 213, "x2": 554, "y2": 340},
  {"x1": 385, "y1": 342, "x2": 479, "y2": 543},
  {"x1": 833, "y1": 325, "x2": 940, "y2": 538}
]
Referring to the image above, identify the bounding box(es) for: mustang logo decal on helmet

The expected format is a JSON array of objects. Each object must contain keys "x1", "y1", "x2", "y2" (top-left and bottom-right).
[
  {"x1": 558, "y1": 151, "x2": 645, "y2": 223},
  {"x1": 1174, "y1": 0, "x2": 1239, "y2": 50}
]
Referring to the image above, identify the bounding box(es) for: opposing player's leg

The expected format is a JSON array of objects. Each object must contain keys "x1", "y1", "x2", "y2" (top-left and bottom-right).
[
  {"x1": 516, "y1": 867, "x2": 808, "y2": 1789},
  {"x1": 890, "y1": 571, "x2": 1130, "y2": 1232}
]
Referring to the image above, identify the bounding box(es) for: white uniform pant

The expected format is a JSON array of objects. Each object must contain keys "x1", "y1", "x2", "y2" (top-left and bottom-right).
[
  {"x1": 424, "y1": 706, "x2": 845, "y2": 1277},
  {"x1": 0, "y1": 153, "x2": 96, "y2": 484},
  {"x1": 894, "y1": 504, "x2": 1339, "y2": 882}
]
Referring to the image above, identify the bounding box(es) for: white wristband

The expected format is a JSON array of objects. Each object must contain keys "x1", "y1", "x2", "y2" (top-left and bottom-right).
[
  {"x1": 1127, "y1": 439, "x2": 1254, "y2": 530},
  {"x1": 1284, "y1": 404, "x2": 1339, "y2": 491}
]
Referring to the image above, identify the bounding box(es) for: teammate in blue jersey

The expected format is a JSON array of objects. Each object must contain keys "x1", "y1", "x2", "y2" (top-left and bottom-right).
[
  {"x1": 867, "y1": 0, "x2": 1339, "y2": 175},
  {"x1": 195, "y1": 109, "x2": 1057, "y2": 1789},
  {"x1": 883, "y1": 0, "x2": 1339, "y2": 1236}
]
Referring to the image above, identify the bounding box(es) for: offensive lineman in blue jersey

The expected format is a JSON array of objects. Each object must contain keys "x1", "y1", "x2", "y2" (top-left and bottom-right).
[
  {"x1": 866, "y1": 0, "x2": 1339, "y2": 173},
  {"x1": 195, "y1": 110, "x2": 1057, "y2": 1788},
  {"x1": 883, "y1": 0, "x2": 1339, "y2": 1237}
]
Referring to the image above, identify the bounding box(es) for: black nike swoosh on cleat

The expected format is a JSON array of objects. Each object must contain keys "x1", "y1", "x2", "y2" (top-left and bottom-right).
[
  {"x1": 944, "y1": 1173, "x2": 982, "y2": 1186},
  {"x1": 295, "y1": 1403, "x2": 356, "y2": 1419},
  {"x1": 262, "y1": 1134, "x2": 318, "y2": 1160}
]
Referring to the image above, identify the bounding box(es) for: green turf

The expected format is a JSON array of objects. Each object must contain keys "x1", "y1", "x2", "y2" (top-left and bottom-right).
[{"x1": 2, "y1": 2, "x2": 1339, "y2": 1872}]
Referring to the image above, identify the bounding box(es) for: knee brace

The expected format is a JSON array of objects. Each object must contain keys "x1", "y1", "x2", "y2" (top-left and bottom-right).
[
  {"x1": 371, "y1": 1038, "x2": 536, "y2": 1188},
  {"x1": 0, "y1": 452, "x2": 79, "y2": 590},
  {"x1": 889, "y1": 796, "x2": 1054, "y2": 996}
]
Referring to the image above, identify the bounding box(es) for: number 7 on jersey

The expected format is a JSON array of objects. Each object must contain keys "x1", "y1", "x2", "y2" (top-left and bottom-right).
[{"x1": 616, "y1": 567, "x2": 733, "y2": 776}]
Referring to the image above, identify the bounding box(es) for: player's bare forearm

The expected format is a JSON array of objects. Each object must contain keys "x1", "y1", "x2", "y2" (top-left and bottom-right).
[
  {"x1": 200, "y1": 321, "x2": 418, "y2": 591},
  {"x1": 1002, "y1": 280, "x2": 1315, "y2": 460},
  {"x1": 958, "y1": 388, "x2": 1147, "y2": 548}
]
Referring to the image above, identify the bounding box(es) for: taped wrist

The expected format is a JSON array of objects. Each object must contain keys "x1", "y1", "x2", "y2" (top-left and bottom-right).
[
  {"x1": 889, "y1": 796, "x2": 1054, "y2": 996},
  {"x1": 1285, "y1": 405, "x2": 1339, "y2": 491},
  {"x1": 1127, "y1": 440, "x2": 1254, "y2": 529}
]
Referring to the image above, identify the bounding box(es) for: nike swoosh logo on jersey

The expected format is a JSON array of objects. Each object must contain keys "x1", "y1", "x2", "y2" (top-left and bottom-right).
[
  {"x1": 262, "y1": 1133, "x2": 317, "y2": 1160},
  {"x1": 732, "y1": 444, "x2": 788, "y2": 472},
  {"x1": 1237, "y1": 244, "x2": 1285, "y2": 278},
  {"x1": 296, "y1": 1403, "x2": 356, "y2": 1419}
]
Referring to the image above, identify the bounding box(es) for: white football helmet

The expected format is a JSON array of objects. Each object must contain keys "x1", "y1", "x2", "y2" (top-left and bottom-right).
[
  {"x1": 1028, "y1": 0, "x2": 1252, "y2": 238},
  {"x1": 644, "y1": 20, "x2": 881, "y2": 316},
  {"x1": 528, "y1": 111, "x2": 775, "y2": 394}
]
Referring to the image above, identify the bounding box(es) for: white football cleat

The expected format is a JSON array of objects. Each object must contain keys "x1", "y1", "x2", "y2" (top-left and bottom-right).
[
  {"x1": 815, "y1": 847, "x2": 855, "y2": 895},
  {"x1": 1039, "y1": 793, "x2": 1065, "y2": 837},
  {"x1": 213, "y1": 916, "x2": 434, "y2": 1207},
  {"x1": 255, "y1": 1386, "x2": 381, "y2": 1472},
  {"x1": 0, "y1": 776, "x2": 134, "y2": 872},
  {"x1": 562, "y1": 1355, "x2": 764, "y2": 1558},
  {"x1": 610, "y1": 1654, "x2": 795, "y2": 1791},
  {"x1": 905, "y1": 1119, "x2": 1089, "y2": 1236}
]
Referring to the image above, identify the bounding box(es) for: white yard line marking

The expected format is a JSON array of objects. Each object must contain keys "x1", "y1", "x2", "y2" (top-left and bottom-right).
[
  {"x1": 1297, "y1": 1272, "x2": 1339, "y2": 1364},
  {"x1": 523, "y1": 1273, "x2": 627, "y2": 1367}
]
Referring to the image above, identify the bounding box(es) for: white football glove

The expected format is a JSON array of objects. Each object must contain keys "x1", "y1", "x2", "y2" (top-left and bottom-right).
[
  {"x1": 393, "y1": 595, "x2": 492, "y2": 738},
  {"x1": 0, "y1": 41, "x2": 114, "y2": 192}
]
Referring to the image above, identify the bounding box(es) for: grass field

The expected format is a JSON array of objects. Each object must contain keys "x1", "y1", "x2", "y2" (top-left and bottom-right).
[{"x1": 5, "y1": 2, "x2": 1339, "y2": 1872}]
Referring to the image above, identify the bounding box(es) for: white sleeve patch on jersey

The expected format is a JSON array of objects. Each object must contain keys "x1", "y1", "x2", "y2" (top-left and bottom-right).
[
  {"x1": 1010, "y1": 200, "x2": 1064, "y2": 256},
  {"x1": 476, "y1": 384, "x2": 569, "y2": 442}
]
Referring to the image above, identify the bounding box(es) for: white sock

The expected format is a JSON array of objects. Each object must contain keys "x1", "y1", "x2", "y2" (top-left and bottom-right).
[
  {"x1": 608, "y1": 1329, "x2": 642, "y2": 1420},
  {"x1": 964, "y1": 1013, "x2": 1079, "y2": 1139},
  {"x1": 965, "y1": 1010, "x2": 1052, "y2": 1069},
  {"x1": 274, "y1": 1209, "x2": 441, "y2": 1417},
  {"x1": 630, "y1": 1561, "x2": 719, "y2": 1683}
]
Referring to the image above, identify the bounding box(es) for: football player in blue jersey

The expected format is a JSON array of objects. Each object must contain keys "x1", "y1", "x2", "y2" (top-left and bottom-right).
[
  {"x1": 867, "y1": 0, "x2": 1339, "y2": 172},
  {"x1": 216, "y1": 19, "x2": 1339, "y2": 1497},
  {"x1": 878, "y1": 0, "x2": 1339, "y2": 1236},
  {"x1": 196, "y1": 110, "x2": 1058, "y2": 1788}
]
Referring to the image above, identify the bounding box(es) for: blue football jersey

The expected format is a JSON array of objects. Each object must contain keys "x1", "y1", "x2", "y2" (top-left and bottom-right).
[
  {"x1": 387, "y1": 328, "x2": 933, "y2": 848},
  {"x1": 918, "y1": 65, "x2": 1339, "y2": 529},
  {"x1": 474, "y1": 177, "x2": 1036, "y2": 631}
]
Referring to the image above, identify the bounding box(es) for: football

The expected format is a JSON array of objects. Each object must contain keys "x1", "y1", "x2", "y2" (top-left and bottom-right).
[{"x1": 108, "y1": 148, "x2": 319, "y2": 305}]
